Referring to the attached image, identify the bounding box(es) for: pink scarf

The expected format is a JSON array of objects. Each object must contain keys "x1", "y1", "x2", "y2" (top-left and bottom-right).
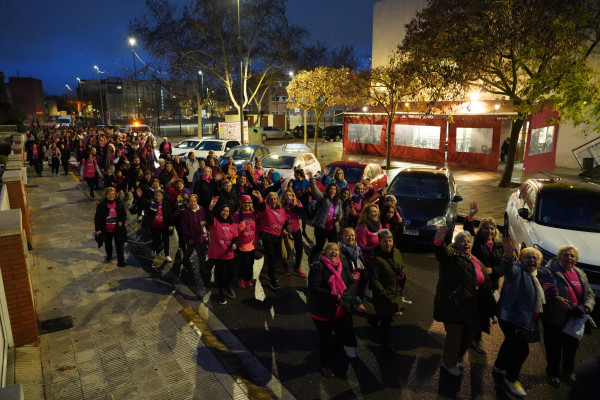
[{"x1": 320, "y1": 255, "x2": 346, "y2": 295}]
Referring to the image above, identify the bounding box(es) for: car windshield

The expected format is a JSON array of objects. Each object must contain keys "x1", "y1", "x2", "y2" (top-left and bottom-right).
[
  {"x1": 175, "y1": 141, "x2": 198, "y2": 149},
  {"x1": 323, "y1": 165, "x2": 364, "y2": 184},
  {"x1": 388, "y1": 174, "x2": 449, "y2": 200},
  {"x1": 536, "y1": 189, "x2": 600, "y2": 232},
  {"x1": 261, "y1": 155, "x2": 296, "y2": 169},
  {"x1": 195, "y1": 141, "x2": 223, "y2": 151},
  {"x1": 224, "y1": 147, "x2": 254, "y2": 160},
  {"x1": 58, "y1": 118, "x2": 70, "y2": 123}
]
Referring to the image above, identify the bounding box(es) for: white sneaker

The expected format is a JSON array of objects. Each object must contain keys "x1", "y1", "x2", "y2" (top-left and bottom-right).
[
  {"x1": 343, "y1": 346, "x2": 357, "y2": 359},
  {"x1": 440, "y1": 361, "x2": 462, "y2": 376},
  {"x1": 504, "y1": 379, "x2": 527, "y2": 397},
  {"x1": 165, "y1": 256, "x2": 173, "y2": 262}
]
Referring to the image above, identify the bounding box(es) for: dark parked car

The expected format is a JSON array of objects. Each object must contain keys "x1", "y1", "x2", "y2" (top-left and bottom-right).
[
  {"x1": 291, "y1": 124, "x2": 321, "y2": 138},
  {"x1": 323, "y1": 125, "x2": 343, "y2": 142},
  {"x1": 315, "y1": 161, "x2": 387, "y2": 196},
  {"x1": 387, "y1": 167, "x2": 462, "y2": 244},
  {"x1": 219, "y1": 145, "x2": 270, "y2": 175}
]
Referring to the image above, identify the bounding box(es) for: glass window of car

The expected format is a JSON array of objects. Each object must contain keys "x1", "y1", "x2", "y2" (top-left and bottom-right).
[
  {"x1": 304, "y1": 154, "x2": 315, "y2": 166},
  {"x1": 175, "y1": 140, "x2": 198, "y2": 149},
  {"x1": 195, "y1": 140, "x2": 223, "y2": 151},
  {"x1": 226, "y1": 141, "x2": 239, "y2": 150},
  {"x1": 261, "y1": 154, "x2": 296, "y2": 169},
  {"x1": 389, "y1": 174, "x2": 449, "y2": 199},
  {"x1": 323, "y1": 165, "x2": 365, "y2": 184},
  {"x1": 224, "y1": 146, "x2": 253, "y2": 160},
  {"x1": 536, "y1": 188, "x2": 600, "y2": 232}
]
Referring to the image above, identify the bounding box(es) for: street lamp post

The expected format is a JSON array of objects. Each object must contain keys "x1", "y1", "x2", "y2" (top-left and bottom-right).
[
  {"x1": 77, "y1": 78, "x2": 86, "y2": 124},
  {"x1": 198, "y1": 70, "x2": 204, "y2": 137},
  {"x1": 93, "y1": 65, "x2": 105, "y2": 124},
  {"x1": 129, "y1": 38, "x2": 139, "y2": 120},
  {"x1": 237, "y1": 0, "x2": 244, "y2": 142}
]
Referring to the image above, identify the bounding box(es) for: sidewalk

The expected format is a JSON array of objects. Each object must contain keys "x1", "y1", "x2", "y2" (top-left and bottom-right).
[{"x1": 11, "y1": 170, "x2": 266, "y2": 399}]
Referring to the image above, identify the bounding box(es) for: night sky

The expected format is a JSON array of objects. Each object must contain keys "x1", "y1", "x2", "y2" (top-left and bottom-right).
[{"x1": 0, "y1": 0, "x2": 373, "y2": 96}]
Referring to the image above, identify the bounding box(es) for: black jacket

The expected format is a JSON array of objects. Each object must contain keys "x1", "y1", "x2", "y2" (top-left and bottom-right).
[
  {"x1": 307, "y1": 257, "x2": 356, "y2": 320},
  {"x1": 463, "y1": 219, "x2": 504, "y2": 290},
  {"x1": 193, "y1": 176, "x2": 219, "y2": 210},
  {"x1": 94, "y1": 199, "x2": 127, "y2": 242},
  {"x1": 142, "y1": 200, "x2": 174, "y2": 229}
]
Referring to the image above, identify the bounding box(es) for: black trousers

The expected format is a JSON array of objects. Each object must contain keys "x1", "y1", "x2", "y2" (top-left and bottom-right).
[
  {"x1": 309, "y1": 227, "x2": 338, "y2": 263},
  {"x1": 62, "y1": 159, "x2": 70, "y2": 175},
  {"x1": 369, "y1": 314, "x2": 393, "y2": 346},
  {"x1": 50, "y1": 157, "x2": 60, "y2": 174},
  {"x1": 33, "y1": 158, "x2": 43, "y2": 175},
  {"x1": 313, "y1": 313, "x2": 357, "y2": 368},
  {"x1": 495, "y1": 319, "x2": 530, "y2": 382},
  {"x1": 237, "y1": 249, "x2": 255, "y2": 282},
  {"x1": 291, "y1": 229, "x2": 303, "y2": 270},
  {"x1": 84, "y1": 176, "x2": 99, "y2": 194},
  {"x1": 542, "y1": 319, "x2": 580, "y2": 376},
  {"x1": 104, "y1": 231, "x2": 125, "y2": 264},
  {"x1": 214, "y1": 258, "x2": 236, "y2": 295},
  {"x1": 150, "y1": 227, "x2": 170, "y2": 256},
  {"x1": 262, "y1": 232, "x2": 282, "y2": 283}
]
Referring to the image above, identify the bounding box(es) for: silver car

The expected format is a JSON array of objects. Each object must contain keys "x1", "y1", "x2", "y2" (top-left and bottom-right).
[{"x1": 261, "y1": 126, "x2": 289, "y2": 141}]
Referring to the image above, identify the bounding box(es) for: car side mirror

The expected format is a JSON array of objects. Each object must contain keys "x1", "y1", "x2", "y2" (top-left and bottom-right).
[
  {"x1": 517, "y1": 207, "x2": 530, "y2": 220},
  {"x1": 315, "y1": 171, "x2": 324, "y2": 180},
  {"x1": 452, "y1": 195, "x2": 463, "y2": 202}
]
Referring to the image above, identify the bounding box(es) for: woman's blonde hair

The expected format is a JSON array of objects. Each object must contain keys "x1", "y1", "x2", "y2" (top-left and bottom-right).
[
  {"x1": 334, "y1": 167, "x2": 347, "y2": 183},
  {"x1": 357, "y1": 204, "x2": 379, "y2": 227},
  {"x1": 475, "y1": 218, "x2": 500, "y2": 241},
  {"x1": 280, "y1": 188, "x2": 297, "y2": 204},
  {"x1": 265, "y1": 192, "x2": 282, "y2": 208},
  {"x1": 104, "y1": 187, "x2": 116, "y2": 197},
  {"x1": 519, "y1": 247, "x2": 543, "y2": 267},
  {"x1": 557, "y1": 245, "x2": 579, "y2": 262},
  {"x1": 321, "y1": 242, "x2": 341, "y2": 257}
]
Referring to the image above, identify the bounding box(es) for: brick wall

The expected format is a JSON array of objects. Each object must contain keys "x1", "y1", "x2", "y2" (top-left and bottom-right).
[
  {"x1": 4, "y1": 180, "x2": 32, "y2": 246},
  {"x1": 0, "y1": 233, "x2": 38, "y2": 345}
]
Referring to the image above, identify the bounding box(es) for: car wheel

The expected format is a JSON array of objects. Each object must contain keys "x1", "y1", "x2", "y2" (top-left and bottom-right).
[
  {"x1": 444, "y1": 224, "x2": 454, "y2": 245},
  {"x1": 283, "y1": 132, "x2": 291, "y2": 139},
  {"x1": 262, "y1": 134, "x2": 267, "y2": 141},
  {"x1": 335, "y1": 134, "x2": 341, "y2": 142}
]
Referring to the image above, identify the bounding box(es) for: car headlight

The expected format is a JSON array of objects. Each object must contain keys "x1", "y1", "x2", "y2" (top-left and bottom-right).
[
  {"x1": 427, "y1": 216, "x2": 447, "y2": 228},
  {"x1": 533, "y1": 244, "x2": 555, "y2": 266}
]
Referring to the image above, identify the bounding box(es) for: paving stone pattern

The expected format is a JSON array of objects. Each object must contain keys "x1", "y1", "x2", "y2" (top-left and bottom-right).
[{"x1": 17, "y1": 173, "x2": 248, "y2": 400}]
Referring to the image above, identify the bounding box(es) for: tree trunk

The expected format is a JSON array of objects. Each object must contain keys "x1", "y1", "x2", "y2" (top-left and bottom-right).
[
  {"x1": 313, "y1": 114, "x2": 321, "y2": 157},
  {"x1": 498, "y1": 117, "x2": 525, "y2": 187},
  {"x1": 303, "y1": 109, "x2": 308, "y2": 145},
  {"x1": 385, "y1": 114, "x2": 392, "y2": 170},
  {"x1": 196, "y1": 90, "x2": 202, "y2": 139}
]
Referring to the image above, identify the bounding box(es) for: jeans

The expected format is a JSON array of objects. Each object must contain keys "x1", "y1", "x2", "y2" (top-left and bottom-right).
[
  {"x1": 442, "y1": 321, "x2": 478, "y2": 368},
  {"x1": 213, "y1": 258, "x2": 237, "y2": 295},
  {"x1": 262, "y1": 232, "x2": 282, "y2": 283},
  {"x1": 182, "y1": 242, "x2": 207, "y2": 284}
]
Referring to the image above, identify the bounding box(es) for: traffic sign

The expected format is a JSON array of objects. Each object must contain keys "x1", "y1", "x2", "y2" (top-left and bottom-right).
[{"x1": 35, "y1": 109, "x2": 43, "y2": 117}]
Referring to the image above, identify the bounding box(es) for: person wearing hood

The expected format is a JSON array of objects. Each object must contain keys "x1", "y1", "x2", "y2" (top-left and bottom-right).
[
  {"x1": 206, "y1": 196, "x2": 239, "y2": 305},
  {"x1": 142, "y1": 189, "x2": 174, "y2": 262},
  {"x1": 492, "y1": 237, "x2": 545, "y2": 397},
  {"x1": 94, "y1": 187, "x2": 127, "y2": 267}
]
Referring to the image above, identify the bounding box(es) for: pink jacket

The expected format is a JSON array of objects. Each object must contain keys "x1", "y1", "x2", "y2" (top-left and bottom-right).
[
  {"x1": 356, "y1": 223, "x2": 381, "y2": 263},
  {"x1": 233, "y1": 211, "x2": 256, "y2": 251},
  {"x1": 207, "y1": 219, "x2": 239, "y2": 260}
]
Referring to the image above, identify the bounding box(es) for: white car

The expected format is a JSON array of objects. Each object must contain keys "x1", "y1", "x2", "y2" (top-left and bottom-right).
[
  {"x1": 260, "y1": 151, "x2": 321, "y2": 187},
  {"x1": 260, "y1": 126, "x2": 289, "y2": 140},
  {"x1": 504, "y1": 179, "x2": 600, "y2": 296},
  {"x1": 172, "y1": 138, "x2": 241, "y2": 160}
]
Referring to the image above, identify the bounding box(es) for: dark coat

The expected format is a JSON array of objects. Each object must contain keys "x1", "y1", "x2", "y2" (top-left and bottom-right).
[
  {"x1": 433, "y1": 242, "x2": 496, "y2": 327},
  {"x1": 142, "y1": 200, "x2": 174, "y2": 229},
  {"x1": 216, "y1": 187, "x2": 240, "y2": 214},
  {"x1": 94, "y1": 199, "x2": 127, "y2": 242},
  {"x1": 180, "y1": 206, "x2": 207, "y2": 244},
  {"x1": 463, "y1": 219, "x2": 504, "y2": 290},
  {"x1": 192, "y1": 176, "x2": 219, "y2": 210},
  {"x1": 307, "y1": 257, "x2": 356, "y2": 320},
  {"x1": 368, "y1": 246, "x2": 405, "y2": 315}
]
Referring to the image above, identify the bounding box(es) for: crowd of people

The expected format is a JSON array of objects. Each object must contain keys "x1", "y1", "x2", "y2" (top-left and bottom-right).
[{"x1": 26, "y1": 126, "x2": 596, "y2": 395}]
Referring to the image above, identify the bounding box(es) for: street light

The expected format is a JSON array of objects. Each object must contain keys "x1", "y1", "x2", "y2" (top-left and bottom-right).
[
  {"x1": 129, "y1": 37, "x2": 139, "y2": 120},
  {"x1": 93, "y1": 65, "x2": 105, "y2": 124},
  {"x1": 198, "y1": 70, "x2": 204, "y2": 137},
  {"x1": 237, "y1": 0, "x2": 244, "y2": 141},
  {"x1": 77, "y1": 78, "x2": 86, "y2": 121}
]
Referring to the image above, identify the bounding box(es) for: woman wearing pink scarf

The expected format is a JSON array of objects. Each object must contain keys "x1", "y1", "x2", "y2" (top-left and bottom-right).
[{"x1": 307, "y1": 242, "x2": 358, "y2": 378}]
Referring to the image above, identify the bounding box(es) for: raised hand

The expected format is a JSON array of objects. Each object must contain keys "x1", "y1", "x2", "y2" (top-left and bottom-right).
[
  {"x1": 434, "y1": 226, "x2": 448, "y2": 243},
  {"x1": 251, "y1": 190, "x2": 261, "y2": 198},
  {"x1": 502, "y1": 237, "x2": 517, "y2": 258},
  {"x1": 469, "y1": 201, "x2": 479, "y2": 218},
  {"x1": 209, "y1": 196, "x2": 219, "y2": 210},
  {"x1": 306, "y1": 170, "x2": 314, "y2": 179}
]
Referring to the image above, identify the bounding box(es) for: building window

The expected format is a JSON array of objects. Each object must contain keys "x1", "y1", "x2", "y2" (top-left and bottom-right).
[
  {"x1": 528, "y1": 126, "x2": 555, "y2": 156},
  {"x1": 348, "y1": 123, "x2": 382, "y2": 145},
  {"x1": 271, "y1": 97, "x2": 276, "y2": 102},
  {"x1": 324, "y1": 111, "x2": 330, "y2": 117},
  {"x1": 394, "y1": 124, "x2": 440, "y2": 149},
  {"x1": 272, "y1": 111, "x2": 279, "y2": 115},
  {"x1": 455, "y1": 127, "x2": 493, "y2": 154}
]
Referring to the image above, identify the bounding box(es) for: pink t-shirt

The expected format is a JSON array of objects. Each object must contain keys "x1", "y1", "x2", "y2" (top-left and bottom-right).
[
  {"x1": 472, "y1": 257, "x2": 485, "y2": 290},
  {"x1": 324, "y1": 204, "x2": 335, "y2": 230},
  {"x1": 258, "y1": 206, "x2": 286, "y2": 236},
  {"x1": 207, "y1": 220, "x2": 239, "y2": 260},
  {"x1": 284, "y1": 202, "x2": 303, "y2": 233},
  {"x1": 105, "y1": 202, "x2": 117, "y2": 233},
  {"x1": 151, "y1": 204, "x2": 166, "y2": 228},
  {"x1": 562, "y1": 268, "x2": 583, "y2": 306},
  {"x1": 234, "y1": 211, "x2": 256, "y2": 251}
]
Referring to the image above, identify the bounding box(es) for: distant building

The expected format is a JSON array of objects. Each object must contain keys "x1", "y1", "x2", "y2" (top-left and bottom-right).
[{"x1": 7, "y1": 77, "x2": 44, "y2": 117}]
